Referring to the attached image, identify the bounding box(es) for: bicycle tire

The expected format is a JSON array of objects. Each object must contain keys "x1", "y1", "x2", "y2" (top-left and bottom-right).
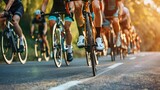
[
  {"x1": 85, "y1": 51, "x2": 91, "y2": 66},
  {"x1": 85, "y1": 13, "x2": 96, "y2": 76},
  {"x1": 52, "y1": 23, "x2": 62, "y2": 68},
  {"x1": 62, "y1": 39, "x2": 70, "y2": 66},
  {"x1": 18, "y1": 36, "x2": 28, "y2": 64},
  {"x1": 1, "y1": 31, "x2": 14, "y2": 64},
  {"x1": 34, "y1": 40, "x2": 42, "y2": 62},
  {"x1": 110, "y1": 32, "x2": 115, "y2": 61}
]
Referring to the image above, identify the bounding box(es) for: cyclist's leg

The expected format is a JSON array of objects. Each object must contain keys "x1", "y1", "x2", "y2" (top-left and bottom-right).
[
  {"x1": 0, "y1": 17, "x2": 6, "y2": 31},
  {"x1": 11, "y1": 5, "x2": 24, "y2": 51},
  {"x1": 112, "y1": 17, "x2": 121, "y2": 47},
  {"x1": 102, "y1": 19, "x2": 111, "y2": 49},
  {"x1": 74, "y1": 1, "x2": 85, "y2": 47},
  {"x1": 41, "y1": 29, "x2": 50, "y2": 56},
  {"x1": 64, "y1": 15, "x2": 73, "y2": 62},
  {"x1": 92, "y1": 0, "x2": 104, "y2": 50},
  {"x1": 49, "y1": 16, "x2": 57, "y2": 35}
]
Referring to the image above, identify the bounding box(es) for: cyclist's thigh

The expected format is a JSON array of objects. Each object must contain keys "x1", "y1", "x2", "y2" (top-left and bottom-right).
[
  {"x1": 64, "y1": 15, "x2": 73, "y2": 30},
  {"x1": 92, "y1": 0, "x2": 102, "y2": 26},
  {"x1": 74, "y1": 1, "x2": 84, "y2": 26},
  {"x1": 92, "y1": 0, "x2": 101, "y2": 11},
  {"x1": 48, "y1": 15, "x2": 57, "y2": 28}
]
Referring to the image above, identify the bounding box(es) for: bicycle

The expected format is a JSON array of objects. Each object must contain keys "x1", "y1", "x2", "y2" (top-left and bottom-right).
[
  {"x1": 43, "y1": 12, "x2": 70, "y2": 68},
  {"x1": 73, "y1": 0, "x2": 98, "y2": 76},
  {"x1": 102, "y1": 16, "x2": 116, "y2": 61},
  {"x1": 32, "y1": 30, "x2": 50, "y2": 62},
  {"x1": 1, "y1": 12, "x2": 28, "y2": 64}
]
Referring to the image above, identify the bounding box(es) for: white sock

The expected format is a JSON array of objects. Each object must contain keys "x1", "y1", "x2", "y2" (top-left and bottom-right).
[{"x1": 67, "y1": 45, "x2": 72, "y2": 53}]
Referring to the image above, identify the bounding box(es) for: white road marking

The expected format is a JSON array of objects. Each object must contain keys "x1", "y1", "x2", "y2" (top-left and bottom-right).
[
  {"x1": 49, "y1": 63, "x2": 123, "y2": 90},
  {"x1": 129, "y1": 57, "x2": 136, "y2": 60},
  {"x1": 107, "y1": 63, "x2": 123, "y2": 69},
  {"x1": 49, "y1": 81, "x2": 82, "y2": 90}
]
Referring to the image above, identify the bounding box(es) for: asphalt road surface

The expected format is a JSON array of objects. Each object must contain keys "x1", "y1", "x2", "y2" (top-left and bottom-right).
[{"x1": 0, "y1": 52, "x2": 160, "y2": 90}]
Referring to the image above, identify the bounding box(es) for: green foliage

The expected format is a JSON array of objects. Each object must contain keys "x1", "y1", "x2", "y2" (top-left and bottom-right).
[{"x1": 125, "y1": 0, "x2": 160, "y2": 51}]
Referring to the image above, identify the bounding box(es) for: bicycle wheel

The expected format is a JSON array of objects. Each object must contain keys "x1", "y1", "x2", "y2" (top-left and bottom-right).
[
  {"x1": 52, "y1": 23, "x2": 62, "y2": 67},
  {"x1": 85, "y1": 51, "x2": 91, "y2": 66},
  {"x1": 34, "y1": 40, "x2": 42, "y2": 62},
  {"x1": 1, "y1": 32, "x2": 14, "y2": 64},
  {"x1": 62, "y1": 39, "x2": 70, "y2": 66},
  {"x1": 85, "y1": 13, "x2": 96, "y2": 76},
  {"x1": 18, "y1": 36, "x2": 28, "y2": 64},
  {"x1": 44, "y1": 46, "x2": 50, "y2": 61},
  {"x1": 110, "y1": 32, "x2": 115, "y2": 61}
]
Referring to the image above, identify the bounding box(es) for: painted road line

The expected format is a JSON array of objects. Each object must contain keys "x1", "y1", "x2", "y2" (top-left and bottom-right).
[
  {"x1": 107, "y1": 63, "x2": 123, "y2": 69},
  {"x1": 49, "y1": 81, "x2": 82, "y2": 90},
  {"x1": 49, "y1": 63, "x2": 123, "y2": 90},
  {"x1": 129, "y1": 57, "x2": 136, "y2": 60}
]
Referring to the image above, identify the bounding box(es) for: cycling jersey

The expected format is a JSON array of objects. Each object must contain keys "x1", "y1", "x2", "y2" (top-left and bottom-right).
[
  {"x1": 104, "y1": 0, "x2": 121, "y2": 16},
  {"x1": 32, "y1": 18, "x2": 46, "y2": 30},
  {"x1": 3, "y1": 0, "x2": 22, "y2": 7},
  {"x1": 51, "y1": 0, "x2": 66, "y2": 13},
  {"x1": 49, "y1": 0, "x2": 73, "y2": 22},
  {"x1": 3, "y1": 0, "x2": 24, "y2": 17},
  {"x1": 120, "y1": 7, "x2": 131, "y2": 30},
  {"x1": 32, "y1": 17, "x2": 46, "y2": 36}
]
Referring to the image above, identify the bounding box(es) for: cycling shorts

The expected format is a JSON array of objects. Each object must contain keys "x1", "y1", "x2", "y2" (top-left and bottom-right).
[
  {"x1": 102, "y1": 10, "x2": 119, "y2": 27},
  {"x1": 9, "y1": 4, "x2": 24, "y2": 18},
  {"x1": 49, "y1": 14, "x2": 73, "y2": 22}
]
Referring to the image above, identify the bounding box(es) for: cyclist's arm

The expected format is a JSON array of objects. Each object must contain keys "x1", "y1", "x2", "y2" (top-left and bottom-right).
[
  {"x1": 69, "y1": 1, "x2": 75, "y2": 13},
  {"x1": 118, "y1": 0, "x2": 123, "y2": 17},
  {"x1": 4, "y1": 0, "x2": 15, "y2": 11},
  {"x1": 41, "y1": 0, "x2": 48, "y2": 13},
  {"x1": 31, "y1": 24, "x2": 35, "y2": 35}
]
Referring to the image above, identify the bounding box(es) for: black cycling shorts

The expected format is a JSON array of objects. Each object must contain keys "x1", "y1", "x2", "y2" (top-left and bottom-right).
[{"x1": 9, "y1": 4, "x2": 24, "y2": 18}]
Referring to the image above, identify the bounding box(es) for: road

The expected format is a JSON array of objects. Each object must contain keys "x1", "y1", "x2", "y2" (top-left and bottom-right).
[{"x1": 0, "y1": 52, "x2": 160, "y2": 90}]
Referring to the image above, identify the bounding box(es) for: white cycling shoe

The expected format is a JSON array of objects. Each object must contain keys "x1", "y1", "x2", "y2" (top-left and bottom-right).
[
  {"x1": 96, "y1": 37, "x2": 104, "y2": 51},
  {"x1": 77, "y1": 35, "x2": 85, "y2": 47}
]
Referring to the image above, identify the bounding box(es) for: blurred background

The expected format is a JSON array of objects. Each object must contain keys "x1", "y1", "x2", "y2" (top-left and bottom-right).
[{"x1": 0, "y1": 0, "x2": 160, "y2": 60}]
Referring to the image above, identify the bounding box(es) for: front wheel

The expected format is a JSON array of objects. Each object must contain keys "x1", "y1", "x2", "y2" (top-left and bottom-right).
[
  {"x1": 18, "y1": 36, "x2": 28, "y2": 64},
  {"x1": 52, "y1": 23, "x2": 62, "y2": 68},
  {"x1": 85, "y1": 51, "x2": 91, "y2": 66},
  {"x1": 34, "y1": 40, "x2": 42, "y2": 62},
  {"x1": 1, "y1": 32, "x2": 14, "y2": 64}
]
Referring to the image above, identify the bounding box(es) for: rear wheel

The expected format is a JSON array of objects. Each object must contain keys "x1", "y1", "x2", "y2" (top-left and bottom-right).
[
  {"x1": 18, "y1": 36, "x2": 28, "y2": 64},
  {"x1": 86, "y1": 13, "x2": 96, "y2": 76},
  {"x1": 1, "y1": 32, "x2": 14, "y2": 64},
  {"x1": 44, "y1": 46, "x2": 50, "y2": 61},
  {"x1": 52, "y1": 23, "x2": 62, "y2": 68}
]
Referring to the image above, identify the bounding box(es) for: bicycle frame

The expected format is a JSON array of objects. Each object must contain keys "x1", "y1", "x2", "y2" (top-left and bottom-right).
[{"x1": 4, "y1": 15, "x2": 18, "y2": 53}]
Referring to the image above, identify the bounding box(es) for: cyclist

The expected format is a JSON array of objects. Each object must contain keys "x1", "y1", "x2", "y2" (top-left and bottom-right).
[
  {"x1": 30, "y1": 10, "x2": 50, "y2": 57},
  {"x1": 74, "y1": 0, "x2": 105, "y2": 51},
  {"x1": 119, "y1": 6, "x2": 132, "y2": 50},
  {"x1": 41, "y1": 0, "x2": 74, "y2": 62},
  {"x1": 0, "y1": 0, "x2": 24, "y2": 52},
  {"x1": 102, "y1": 0, "x2": 123, "y2": 47}
]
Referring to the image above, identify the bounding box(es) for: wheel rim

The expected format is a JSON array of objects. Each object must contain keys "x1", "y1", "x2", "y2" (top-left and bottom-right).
[
  {"x1": 1, "y1": 34, "x2": 14, "y2": 64},
  {"x1": 52, "y1": 24, "x2": 62, "y2": 67},
  {"x1": 18, "y1": 36, "x2": 28, "y2": 64}
]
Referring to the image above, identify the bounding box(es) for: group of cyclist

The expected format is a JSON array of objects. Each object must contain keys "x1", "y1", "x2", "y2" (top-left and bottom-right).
[{"x1": 0, "y1": 0, "x2": 141, "y2": 62}]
